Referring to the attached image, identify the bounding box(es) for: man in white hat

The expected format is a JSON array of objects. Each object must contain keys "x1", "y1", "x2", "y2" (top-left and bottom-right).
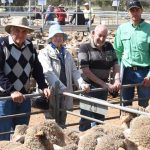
[
  {"x1": 38, "y1": 24, "x2": 90, "y2": 127},
  {"x1": 0, "y1": 17, "x2": 51, "y2": 140},
  {"x1": 83, "y1": 2, "x2": 95, "y2": 25}
]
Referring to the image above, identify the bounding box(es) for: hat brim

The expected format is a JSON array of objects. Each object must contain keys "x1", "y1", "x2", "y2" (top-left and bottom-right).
[
  {"x1": 128, "y1": 6, "x2": 142, "y2": 10},
  {"x1": 5, "y1": 24, "x2": 34, "y2": 34},
  {"x1": 48, "y1": 31, "x2": 68, "y2": 42},
  {"x1": 83, "y1": 3, "x2": 89, "y2": 6}
]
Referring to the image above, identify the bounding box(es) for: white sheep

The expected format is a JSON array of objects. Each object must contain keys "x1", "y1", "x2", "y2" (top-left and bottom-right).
[
  {"x1": 95, "y1": 134, "x2": 125, "y2": 150},
  {"x1": 11, "y1": 124, "x2": 28, "y2": 143},
  {"x1": 78, "y1": 125, "x2": 105, "y2": 150},
  {"x1": 63, "y1": 128, "x2": 80, "y2": 145},
  {"x1": 61, "y1": 143, "x2": 78, "y2": 150},
  {"x1": 120, "y1": 105, "x2": 150, "y2": 129},
  {"x1": 128, "y1": 116, "x2": 150, "y2": 149},
  {"x1": 0, "y1": 141, "x2": 23, "y2": 150},
  {"x1": 95, "y1": 125, "x2": 125, "y2": 150},
  {"x1": 38, "y1": 119, "x2": 65, "y2": 146},
  {"x1": 0, "y1": 119, "x2": 66, "y2": 150}
]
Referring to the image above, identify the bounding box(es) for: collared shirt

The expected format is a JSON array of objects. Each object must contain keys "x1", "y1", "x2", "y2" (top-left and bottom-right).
[
  {"x1": 83, "y1": 8, "x2": 93, "y2": 19},
  {"x1": 78, "y1": 39, "x2": 118, "y2": 86},
  {"x1": 9, "y1": 35, "x2": 30, "y2": 48},
  {"x1": 114, "y1": 20, "x2": 150, "y2": 77}
]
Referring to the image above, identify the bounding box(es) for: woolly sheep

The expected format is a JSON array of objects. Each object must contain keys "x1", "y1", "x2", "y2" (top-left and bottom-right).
[
  {"x1": 63, "y1": 128, "x2": 80, "y2": 145},
  {"x1": 120, "y1": 105, "x2": 150, "y2": 129},
  {"x1": 0, "y1": 141, "x2": 23, "y2": 150},
  {"x1": 38, "y1": 119, "x2": 65, "y2": 146},
  {"x1": 24, "y1": 119, "x2": 65, "y2": 150},
  {"x1": 61, "y1": 143, "x2": 78, "y2": 150},
  {"x1": 95, "y1": 125, "x2": 125, "y2": 150},
  {"x1": 125, "y1": 115, "x2": 150, "y2": 150},
  {"x1": 11, "y1": 124, "x2": 28, "y2": 143},
  {"x1": 129, "y1": 125, "x2": 150, "y2": 149},
  {"x1": 130, "y1": 115, "x2": 150, "y2": 130},
  {"x1": 120, "y1": 106, "x2": 139, "y2": 129},
  {"x1": 95, "y1": 134, "x2": 125, "y2": 150},
  {"x1": 0, "y1": 119, "x2": 65, "y2": 150},
  {"x1": 23, "y1": 125, "x2": 53, "y2": 150},
  {"x1": 78, "y1": 125, "x2": 105, "y2": 150}
]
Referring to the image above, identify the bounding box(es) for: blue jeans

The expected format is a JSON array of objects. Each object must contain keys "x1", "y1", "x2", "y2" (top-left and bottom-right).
[
  {"x1": 122, "y1": 67, "x2": 150, "y2": 108},
  {"x1": 0, "y1": 98, "x2": 31, "y2": 140},
  {"x1": 79, "y1": 90, "x2": 108, "y2": 131}
]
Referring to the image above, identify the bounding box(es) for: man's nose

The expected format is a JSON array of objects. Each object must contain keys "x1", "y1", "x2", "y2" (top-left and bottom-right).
[{"x1": 100, "y1": 37, "x2": 105, "y2": 42}]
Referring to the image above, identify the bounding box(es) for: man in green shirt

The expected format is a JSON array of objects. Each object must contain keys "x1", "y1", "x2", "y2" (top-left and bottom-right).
[{"x1": 114, "y1": 0, "x2": 150, "y2": 108}]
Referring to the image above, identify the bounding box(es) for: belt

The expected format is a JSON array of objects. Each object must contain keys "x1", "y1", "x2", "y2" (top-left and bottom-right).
[{"x1": 126, "y1": 66, "x2": 149, "y2": 71}]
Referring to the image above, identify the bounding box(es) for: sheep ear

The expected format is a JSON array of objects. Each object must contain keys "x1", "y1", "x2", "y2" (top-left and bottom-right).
[
  {"x1": 35, "y1": 131, "x2": 44, "y2": 137},
  {"x1": 15, "y1": 135, "x2": 25, "y2": 143}
]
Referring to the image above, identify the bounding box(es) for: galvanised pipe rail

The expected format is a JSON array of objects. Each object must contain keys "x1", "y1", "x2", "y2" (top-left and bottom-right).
[
  {"x1": 0, "y1": 93, "x2": 41, "y2": 101},
  {"x1": 63, "y1": 92, "x2": 150, "y2": 116},
  {"x1": 66, "y1": 110, "x2": 104, "y2": 124},
  {"x1": 0, "y1": 110, "x2": 49, "y2": 120},
  {"x1": 74, "y1": 83, "x2": 142, "y2": 94}
]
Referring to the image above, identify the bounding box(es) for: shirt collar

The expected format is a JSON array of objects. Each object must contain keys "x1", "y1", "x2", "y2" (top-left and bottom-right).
[
  {"x1": 90, "y1": 38, "x2": 96, "y2": 49},
  {"x1": 8, "y1": 35, "x2": 30, "y2": 49},
  {"x1": 90, "y1": 38, "x2": 103, "y2": 51},
  {"x1": 130, "y1": 19, "x2": 145, "y2": 28}
]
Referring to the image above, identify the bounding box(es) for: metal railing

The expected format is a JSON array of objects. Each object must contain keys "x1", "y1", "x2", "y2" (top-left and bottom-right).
[{"x1": 0, "y1": 82, "x2": 149, "y2": 136}]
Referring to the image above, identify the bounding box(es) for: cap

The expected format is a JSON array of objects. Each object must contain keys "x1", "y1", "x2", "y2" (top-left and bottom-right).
[{"x1": 127, "y1": 0, "x2": 142, "y2": 10}]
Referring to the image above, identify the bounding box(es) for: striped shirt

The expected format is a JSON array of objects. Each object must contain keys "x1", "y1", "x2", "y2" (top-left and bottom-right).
[{"x1": 78, "y1": 39, "x2": 118, "y2": 86}]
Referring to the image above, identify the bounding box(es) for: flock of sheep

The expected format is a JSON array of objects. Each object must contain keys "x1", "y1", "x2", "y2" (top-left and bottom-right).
[
  {"x1": 0, "y1": 17, "x2": 150, "y2": 150},
  {"x1": 0, "y1": 109, "x2": 150, "y2": 150}
]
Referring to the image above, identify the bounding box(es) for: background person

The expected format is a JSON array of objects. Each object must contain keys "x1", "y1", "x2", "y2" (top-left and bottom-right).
[
  {"x1": 114, "y1": 0, "x2": 150, "y2": 108},
  {"x1": 83, "y1": 2, "x2": 95, "y2": 25},
  {"x1": 45, "y1": 5, "x2": 56, "y2": 25},
  {"x1": 55, "y1": 4, "x2": 67, "y2": 25},
  {"x1": 0, "y1": 17, "x2": 51, "y2": 140},
  {"x1": 70, "y1": 6, "x2": 85, "y2": 25},
  {"x1": 78, "y1": 24, "x2": 121, "y2": 131},
  {"x1": 38, "y1": 24, "x2": 90, "y2": 127}
]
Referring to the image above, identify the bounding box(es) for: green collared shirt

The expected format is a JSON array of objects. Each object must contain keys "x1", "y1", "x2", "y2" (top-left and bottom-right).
[{"x1": 114, "y1": 20, "x2": 150, "y2": 77}]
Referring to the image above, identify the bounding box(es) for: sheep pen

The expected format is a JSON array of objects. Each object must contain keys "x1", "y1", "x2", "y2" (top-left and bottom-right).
[{"x1": 0, "y1": 17, "x2": 150, "y2": 149}]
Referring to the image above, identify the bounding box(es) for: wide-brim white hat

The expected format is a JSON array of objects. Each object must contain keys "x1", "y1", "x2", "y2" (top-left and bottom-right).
[
  {"x1": 83, "y1": 2, "x2": 89, "y2": 6},
  {"x1": 48, "y1": 24, "x2": 68, "y2": 42},
  {"x1": 5, "y1": 17, "x2": 34, "y2": 34}
]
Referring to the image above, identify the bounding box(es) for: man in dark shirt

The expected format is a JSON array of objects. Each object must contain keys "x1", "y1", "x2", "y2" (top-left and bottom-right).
[
  {"x1": 78, "y1": 24, "x2": 121, "y2": 131},
  {"x1": 0, "y1": 17, "x2": 51, "y2": 140},
  {"x1": 70, "y1": 6, "x2": 85, "y2": 25}
]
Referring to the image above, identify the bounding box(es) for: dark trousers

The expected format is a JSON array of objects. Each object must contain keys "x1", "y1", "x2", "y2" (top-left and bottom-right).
[{"x1": 79, "y1": 89, "x2": 108, "y2": 131}]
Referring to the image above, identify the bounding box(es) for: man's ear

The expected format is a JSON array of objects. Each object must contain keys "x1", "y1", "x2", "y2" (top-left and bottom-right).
[{"x1": 91, "y1": 30, "x2": 95, "y2": 37}]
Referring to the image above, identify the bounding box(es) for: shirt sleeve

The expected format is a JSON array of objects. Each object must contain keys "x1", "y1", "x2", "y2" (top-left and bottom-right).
[
  {"x1": 113, "y1": 26, "x2": 124, "y2": 62},
  {"x1": 32, "y1": 49, "x2": 48, "y2": 90},
  {"x1": 78, "y1": 43, "x2": 90, "y2": 69},
  {"x1": 70, "y1": 12, "x2": 75, "y2": 23},
  {"x1": 107, "y1": 42, "x2": 118, "y2": 65},
  {"x1": 67, "y1": 52, "x2": 85, "y2": 89},
  {"x1": 0, "y1": 45, "x2": 15, "y2": 95}
]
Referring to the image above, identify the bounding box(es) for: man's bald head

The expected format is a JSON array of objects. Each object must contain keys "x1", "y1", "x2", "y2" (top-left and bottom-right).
[
  {"x1": 94, "y1": 24, "x2": 108, "y2": 35},
  {"x1": 91, "y1": 24, "x2": 108, "y2": 48}
]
